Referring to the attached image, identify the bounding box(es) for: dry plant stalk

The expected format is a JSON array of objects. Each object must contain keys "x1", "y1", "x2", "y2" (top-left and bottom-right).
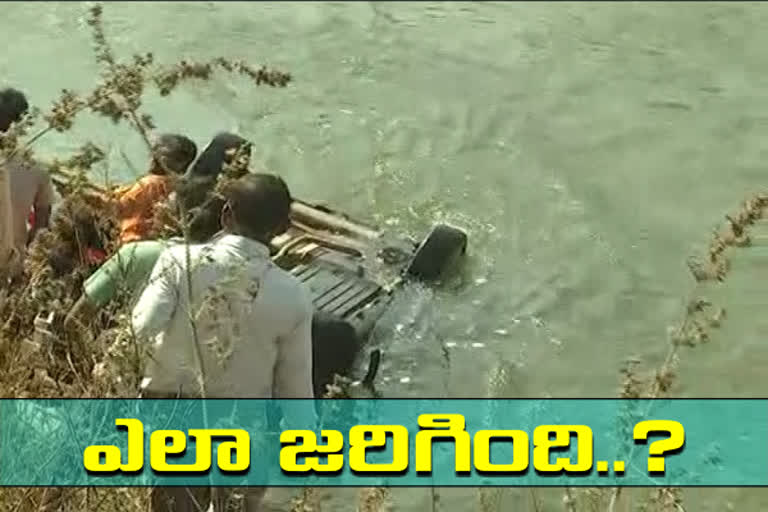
[
  {"x1": 357, "y1": 487, "x2": 392, "y2": 512},
  {"x1": 477, "y1": 488, "x2": 502, "y2": 512},
  {"x1": 290, "y1": 487, "x2": 324, "y2": 512}
]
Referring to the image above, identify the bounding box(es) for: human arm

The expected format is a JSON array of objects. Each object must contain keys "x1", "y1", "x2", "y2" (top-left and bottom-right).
[
  {"x1": 130, "y1": 249, "x2": 180, "y2": 340},
  {"x1": 150, "y1": 193, "x2": 182, "y2": 237},
  {"x1": 63, "y1": 295, "x2": 98, "y2": 335},
  {"x1": 64, "y1": 245, "x2": 137, "y2": 333},
  {"x1": 273, "y1": 286, "x2": 317, "y2": 427},
  {"x1": 28, "y1": 171, "x2": 53, "y2": 245},
  {"x1": 0, "y1": 165, "x2": 14, "y2": 279},
  {"x1": 116, "y1": 180, "x2": 144, "y2": 214},
  {"x1": 117, "y1": 175, "x2": 170, "y2": 216}
]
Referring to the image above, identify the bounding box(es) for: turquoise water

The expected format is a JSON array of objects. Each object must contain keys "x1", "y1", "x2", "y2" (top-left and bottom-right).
[{"x1": 3, "y1": 2, "x2": 768, "y2": 510}]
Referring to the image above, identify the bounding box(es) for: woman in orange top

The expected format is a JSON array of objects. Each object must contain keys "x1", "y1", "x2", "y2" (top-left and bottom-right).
[{"x1": 116, "y1": 134, "x2": 197, "y2": 245}]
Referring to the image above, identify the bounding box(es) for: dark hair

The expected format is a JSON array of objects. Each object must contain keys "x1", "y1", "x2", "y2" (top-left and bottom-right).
[
  {"x1": 223, "y1": 174, "x2": 292, "y2": 240},
  {"x1": 175, "y1": 133, "x2": 252, "y2": 215},
  {"x1": 186, "y1": 132, "x2": 251, "y2": 179},
  {"x1": 186, "y1": 196, "x2": 224, "y2": 243},
  {"x1": 151, "y1": 133, "x2": 198, "y2": 175},
  {"x1": 0, "y1": 88, "x2": 29, "y2": 132}
]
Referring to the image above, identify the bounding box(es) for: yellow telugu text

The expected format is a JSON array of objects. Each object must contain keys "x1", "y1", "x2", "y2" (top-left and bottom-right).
[
  {"x1": 280, "y1": 414, "x2": 597, "y2": 475},
  {"x1": 82, "y1": 416, "x2": 683, "y2": 476},
  {"x1": 83, "y1": 419, "x2": 250, "y2": 473}
]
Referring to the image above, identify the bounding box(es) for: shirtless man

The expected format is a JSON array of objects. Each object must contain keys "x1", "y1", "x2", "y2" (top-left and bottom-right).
[{"x1": 0, "y1": 88, "x2": 53, "y2": 281}]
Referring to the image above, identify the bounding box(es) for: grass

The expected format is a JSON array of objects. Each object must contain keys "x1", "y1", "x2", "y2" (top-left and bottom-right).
[{"x1": 1, "y1": 4, "x2": 766, "y2": 512}]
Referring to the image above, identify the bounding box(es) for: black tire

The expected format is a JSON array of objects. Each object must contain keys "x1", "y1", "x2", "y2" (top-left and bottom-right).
[
  {"x1": 311, "y1": 312, "x2": 362, "y2": 397},
  {"x1": 406, "y1": 224, "x2": 468, "y2": 281}
]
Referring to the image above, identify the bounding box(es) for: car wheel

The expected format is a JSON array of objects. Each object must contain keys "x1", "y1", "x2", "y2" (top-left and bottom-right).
[{"x1": 406, "y1": 224, "x2": 468, "y2": 282}]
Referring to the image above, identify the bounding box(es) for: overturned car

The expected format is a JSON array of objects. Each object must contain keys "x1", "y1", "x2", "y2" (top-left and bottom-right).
[{"x1": 275, "y1": 199, "x2": 468, "y2": 396}]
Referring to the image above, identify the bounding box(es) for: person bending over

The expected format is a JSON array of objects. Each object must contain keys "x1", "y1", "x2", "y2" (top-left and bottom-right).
[
  {"x1": 115, "y1": 133, "x2": 197, "y2": 245},
  {"x1": 64, "y1": 194, "x2": 224, "y2": 333}
]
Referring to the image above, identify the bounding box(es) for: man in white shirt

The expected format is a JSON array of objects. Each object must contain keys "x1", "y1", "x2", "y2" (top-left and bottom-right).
[{"x1": 131, "y1": 174, "x2": 316, "y2": 512}]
